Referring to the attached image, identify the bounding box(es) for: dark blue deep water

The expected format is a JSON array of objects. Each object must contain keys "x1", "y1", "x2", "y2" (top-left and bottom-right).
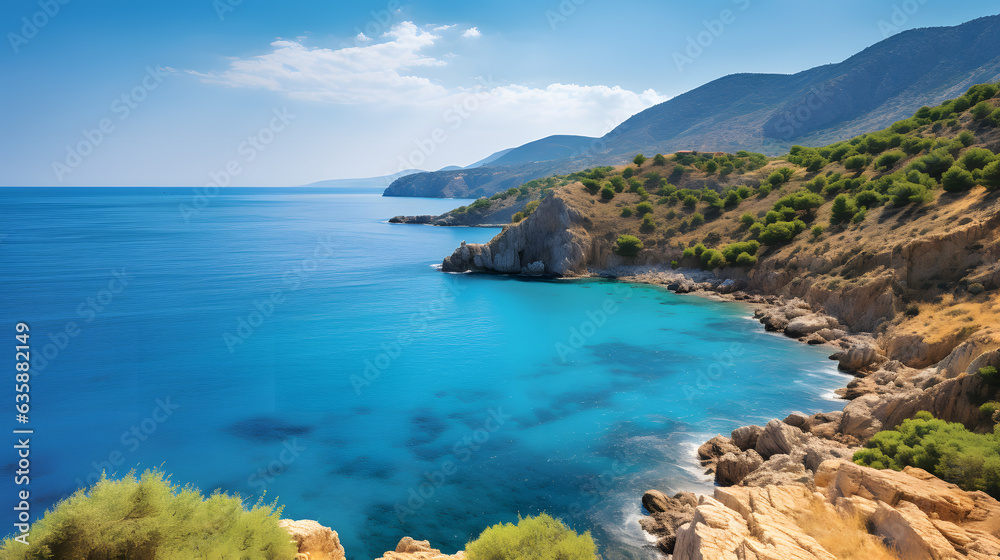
[{"x1": 0, "y1": 188, "x2": 849, "y2": 559}]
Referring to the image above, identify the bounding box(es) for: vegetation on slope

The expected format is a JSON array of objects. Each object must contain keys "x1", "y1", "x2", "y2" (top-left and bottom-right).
[
  {"x1": 853, "y1": 410, "x2": 1000, "y2": 498},
  {"x1": 465, "y1": 513, "x2": 599, "y2": 560},
  {"x1": 0, "y1": 470, "x2": 297, "y2": 560}
]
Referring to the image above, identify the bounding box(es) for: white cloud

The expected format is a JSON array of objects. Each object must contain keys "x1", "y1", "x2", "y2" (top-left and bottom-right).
[
  {"x1": 355, "y1": 32, "x2": 372, "y2": 43},
  {"x1": 433, "y1": 24, "x2": 456, "y2": 32},
  {"x1": 462, "y1": 27, "x2": 481, "y2": 38}
]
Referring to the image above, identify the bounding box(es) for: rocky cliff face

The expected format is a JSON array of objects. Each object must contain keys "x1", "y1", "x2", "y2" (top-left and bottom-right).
[
  {"x1": 442, "y1": 195, "x2": 593, "y2": 276},
  {"x1": 279, "y1": 522, "x2": 461, "y2": 560},
  {"x1": 670, "y1": 460, "x2": 1000, "y2": 560}
]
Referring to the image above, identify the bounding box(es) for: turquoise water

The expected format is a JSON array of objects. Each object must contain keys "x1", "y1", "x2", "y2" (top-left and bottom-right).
[{"x1": 0, "y1": 189, "x2": 849, "y2": 559}]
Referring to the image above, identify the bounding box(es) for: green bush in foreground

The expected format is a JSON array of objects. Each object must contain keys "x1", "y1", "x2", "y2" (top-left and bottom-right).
[
  {"x1": 466, "y1": 513, "x2": 598, "y2": 560},
  {"x1": 0, "y1": 470, "x2": 297, "y2": 560},
  {"x1": 853, "y1": 412, "x2": 1000, "y2": 498},
  {"x1": 614, "y1": 235, "x2": 644, "y2": 257}
]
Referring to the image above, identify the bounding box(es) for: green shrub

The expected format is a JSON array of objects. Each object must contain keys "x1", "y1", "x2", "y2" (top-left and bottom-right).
[
  {"x1": 653, "y1": 154, "x2": 667, "y2": 166},
  {"x1": 640, "y1": 213, "x2": 656, "y2": 233},
  {"x1": 581, "y1": 179, "x2": 601, "y2": 195},
  {"x1": 511, "y1": 212, "x2": 525, "y2": 223},
  {"x1": 524, "y1": 200, "x2": 541, "y2": 217},
  {"x1": 614, "y1": 235, "x2": 644, "y2": 257},
  {"x1": 690, "y1": 213, "x2": 705, "y2": 227},
  {"x1": 739, "y1": 213, "x2": 756, "y2": 229},
  {"x1": 972, "y1": 102, "x2": 993, "y2": 120},
  {"x1": 983, "y1": 160, "x2": 1000, "y2": 190},
  {"x1": 888, "y1": 180, "x2": 933, "y2": 206},
  {"x1": 830, "y1": 194, "x2": 856, "y2": 223},
  {"x1": 635, "y1": 201, "x2": 654, "y2": 216},
  {"x1": 633, "y1": 154, "x2": 647, "y2": 168},
  {"x1": 759, "y1": 221, "x2": 804, "y2": 245},
  {"x1": 470, "y1": 198, "x2": 492, "y2": 211},
  {"x1": 0, "y1": 470, "x2": 297, "y2": 560},
  {"x1": 601, "y1": 186, "x2": 615, "y2": 201},
  {"x1": 720, "y1": 240, "x2": 760, "y2": 262},
  {"x1": 874, "y1": 151, "x2": 905, "y2": 171},
  {"x1": 960, "y1": 148, "x2": 996, "y2": 171},
  {"x1": 748, "y1": 222, "x2": 763, "y2": 238},
  {"x1": 465, "y1": 513, "x2": 599, "y2": 560},
  {"x1": 622, "y1": 167, "x2": 635, "y2": 179},
  {"x1": 682, "y1": 247, "x2": 696, "y2": 259},
  {"x1": 610, "y1": 176, "x2": 626, "y2": 192},
  {"x1": 701, "y1": 249, "x2": 726, "y2": 269},
  {"x1": 979, "y1": 366, "x2": 1000, "y2": 385},
  {"x1": 853, "y1": 412, "x2": 1000, "y2": 498},
  {"x1": 670, "y1": 260, "x2": 679, "y2": 269},
  {"x1": 844, "y1": 155, "x2": 869, "y2": 171},
  {"x1": 672, "y1": 164, "x2": 686, "y2": 176},
  {"x1": 942, "y1": 166, "x2": 976, "y2": 193},
  {"x1": 981, "y1": 402, "x2": 1000, "y2": 418},
  {"x1": 736, "y1": 186, "x2": 753, "y2": 199},
  {"x1": 958, "y1": 131, "x2": 976, "y2": 147},
  {"x1": 774, "y1": 190, "x2": 825, "y2": 214},
  {"x1": 811, "y1": 225, "x2": 824, "y2": 239},
  {"x1": 620, "y1": 207, "x2": 633, "y2": 218},
  {"x1": 734, "y1": 252, "x2": 757, "y2": 267}
]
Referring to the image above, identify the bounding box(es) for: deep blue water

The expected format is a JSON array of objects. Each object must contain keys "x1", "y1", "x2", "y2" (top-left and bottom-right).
[{"x1": 0, "y1": 188, "x2": 849, "y2": 559}]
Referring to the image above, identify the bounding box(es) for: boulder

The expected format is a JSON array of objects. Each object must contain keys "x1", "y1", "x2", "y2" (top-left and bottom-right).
[
  {"x1": 755, "y1": 419, "x2": 808, "y2": 460},
  {"x1": 697, "y1": 435, "x2": 740, "y2": 472},
  {"x1": 730, "y1": 425, "x2": 764, "y2": 451},
  {"x1": 785, "y1": 314, "x2": 839, "y2": 338},
  {"x1": 715, "y1": 449, "x2": 764, "y2": 486},
  {"x1": 378, "y1": 537, "x2": 465, "y2": 559},
  {"x1": 870, "y1": 500, "x2": 958, "y2": 560},
  {"x1": 783, "y1": 411, "x2": 810, "y2": 429},
  {"x1": 638, "y1": 491, "x2": 697, "y2": 554},
  {"x1": 279, "y1": 520, "x2": 346, "y2": 560},
  {"x1": 830, "y1": 336, "x2": 885, "y2": 372}
]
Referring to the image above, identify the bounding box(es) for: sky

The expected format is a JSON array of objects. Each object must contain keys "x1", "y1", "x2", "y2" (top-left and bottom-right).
[{"x1": 1, "y1": 0, "x2": 998, "y2": 187}]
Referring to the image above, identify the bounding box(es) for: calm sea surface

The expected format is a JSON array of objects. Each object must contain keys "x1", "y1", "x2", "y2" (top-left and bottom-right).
[{"x1": 0, "y1": 188, "x2": 849, "y2": 559}]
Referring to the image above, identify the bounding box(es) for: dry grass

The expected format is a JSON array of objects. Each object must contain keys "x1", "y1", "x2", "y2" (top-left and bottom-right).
[{"x1": 794, "y1": 498, "x2": 900, "y2": 560}]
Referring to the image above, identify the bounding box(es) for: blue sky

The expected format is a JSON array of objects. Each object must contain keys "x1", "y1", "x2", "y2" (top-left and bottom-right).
[{"x1": 2, "y1": 0, "x2": 998, "y2": 186}]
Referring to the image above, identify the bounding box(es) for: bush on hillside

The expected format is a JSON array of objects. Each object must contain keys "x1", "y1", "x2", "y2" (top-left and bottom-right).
[
  {"x1": 759, "y1": 221, "x2": 805, "y2": 245},
  {"x1": 888, "y1": 180, "x2": 933, "y2": 206},
  {"x1": 640, "y1": 214, "x2": 656, "y2": 233},
  {"x1": 960, "y1": 148, "x2": 996, "y2": 171},
  {"x1": 610, "y1": 176, "x2": 626, "y2": 192},
  {"x1": 635, "y1": 202, "x2": 654, "y2": 216},
  {"x1": 690, "y1": 213, "x2": 705, "y2": 227},
  {"x1": 874, "y1": 151, "x2": 905, "y2": 171},
  {"x1": 853, "y1": 412, "x2": 1000, "y2": 498},
  {"x1": 601, "y1": 186, "x2": 615, "y2": 200},
  {"x1": 983, "y1": 160, "x2": 1000, "y2": 190},
  {"x1": 633, "y1": 154, "x2": 647, "y2": 168},
  {"x1": 511, "y1": 212, "x2": 525, "y2": 223},
  {"x1": 843, "y1": 155, "x2": 869, "y2": 171},
  {"x1": 620, "y1": 207, "x2": 633, "y2": 218},
  {"x1": 465, "y1": 513, "x2": 599, "y2": 560},
  {"x1": 701, "y1": 249, "x2": 726, "y2": 270},
  {"x1": 942, "y1": 166, "x2": 976, "y2": 193},
  {"x1": 734, "y1": 252, "x2": 757, "y2": 267},
  {"x1": 653, "y1": 154, "x2": 667, "y2": 166},
  {"x1": 972, "y1": 102, "x2": 993, "y2": 120},
  {"x1": 958, "y1": 131, "x2": 976, "y2": 147},
  {"x1": 581, "y1": 179, "x2": 601, "y2": 195},
  {"x1": 720, "y1": 240, "x2": 760, "y2": 263},
  {"x1": 979, "y1": 366, "x2": 999, "y2": 385},
  {"x1": 614, "y1": 235, "x2": 644, "y2": 257},
  {"x1": 0, "y1": 470, "x2": 297, "y2": 560},
  {"x1": 739, "y1": 213, "x2": 756, "y2": 229}
]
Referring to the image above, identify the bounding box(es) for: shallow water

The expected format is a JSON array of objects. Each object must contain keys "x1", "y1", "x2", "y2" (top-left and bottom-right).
[{"x1": 0, "y1": 188, "x2": 849, "y2": 559}]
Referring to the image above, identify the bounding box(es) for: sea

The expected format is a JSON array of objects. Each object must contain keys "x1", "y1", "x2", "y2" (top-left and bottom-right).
[{"x1": 0, "y1": 187, "x2": 850, "y2": 559}]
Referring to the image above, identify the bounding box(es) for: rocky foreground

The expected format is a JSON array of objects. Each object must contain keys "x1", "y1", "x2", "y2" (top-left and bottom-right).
[{"x1": 279, "y1": 520, "x2": 462, "y2": 560}]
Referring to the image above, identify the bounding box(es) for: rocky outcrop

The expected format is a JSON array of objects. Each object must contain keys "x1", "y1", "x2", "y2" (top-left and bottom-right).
[
  {"x1": 639, "y1": 490, "x2": 698, "y2": 554},
  {"x1": 671, "y1": 460, "x2": 1000, "y2": 560},
  {"x1": 442, "y1": 195, "x2": 591, "y2": 276},
  {"x1": 377, "y1": 537, "x2": 465, "y2": 560},
  {"x1": 697, "y1": 435, "x2": 741, "y2": 475},
  {"x1": 279, "y1": 520, "x2": 346, "y2": 560}
]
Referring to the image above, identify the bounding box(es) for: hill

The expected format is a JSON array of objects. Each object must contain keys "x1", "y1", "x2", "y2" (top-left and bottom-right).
[{"x1": 385, "y1": 15, "x2": 1000, "y2": 199}]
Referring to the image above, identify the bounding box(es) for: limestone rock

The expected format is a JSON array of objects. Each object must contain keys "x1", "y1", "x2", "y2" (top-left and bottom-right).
[
  {"x1": 830, "y1": 335, "x2": 885, "y2": 372},
  {"x1": 785, "y1": 314, "x2": 839, "y2": 338},
  {"x1": 870, "y1": 500, "x2": 959, "y2": 560},
  {"x1": 441, "y1": 195, "x2": 590, "y2": 276},
  {"x1": 716, "y1": 449, "x2": 764, "y2": 486},
  {"x1": 638, "y1": 491, "x2": 697, "y2": 554},
  {"x1": 698, "y1": 435, "x2": 740, "y2": 473},
  {"x1": 755, "y1": 419, "x2": 808, "y2": 460},
  {"x1": 279, "y1": 520, "x2": 346, "y2": 560},
  {"x1": 378, "y1": 537, "x2": 465, "y2": 559},
  {"x1": 731, "y1": 424, "x2": 764, "y2": 452}
]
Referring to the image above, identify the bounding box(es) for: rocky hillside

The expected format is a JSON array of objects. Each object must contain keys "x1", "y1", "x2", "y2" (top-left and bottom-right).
[
  {"x1": 385, "y1": 15, "x2": 1000, "y2": 199},
  {"x1": 439, "y1": 83, "x2": 1000, "y2": 559}
]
